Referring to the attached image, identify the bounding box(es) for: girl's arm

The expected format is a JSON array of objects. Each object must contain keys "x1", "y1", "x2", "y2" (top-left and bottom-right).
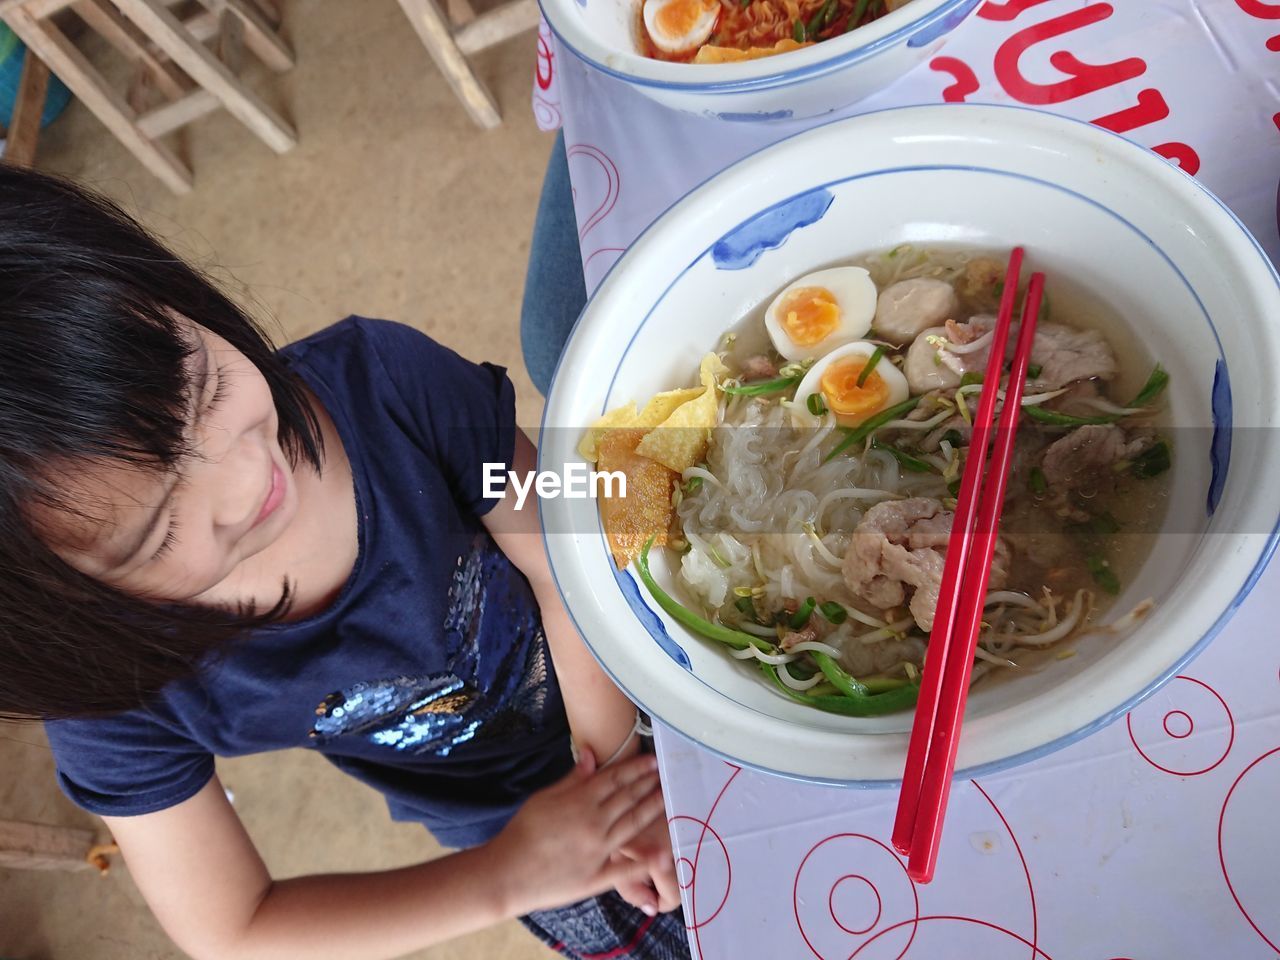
[
  {"x1": 481, "y1": 430, "x2": 641, "y2": 768},
  {"x1": 104, "y1": 758, "x2": 662, "y2": 960},
  {"x1": 482, "y1": 431, "x2": 681, "y2": 915}
]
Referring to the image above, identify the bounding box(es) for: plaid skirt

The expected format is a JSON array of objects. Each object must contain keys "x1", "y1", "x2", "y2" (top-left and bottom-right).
[{"x1": 520, "y1": 892, "x2": 691, "y2": 960}]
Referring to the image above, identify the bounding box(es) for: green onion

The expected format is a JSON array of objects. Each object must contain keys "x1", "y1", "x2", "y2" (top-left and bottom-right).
[
  {"x1": 1087, "y1": 554, "x2": 1121, "y2": 595},
  {"x1": 1027, "y1": 363, "x2": 1043, "y2": 379},
  {"x1": 734, "y1": 595, "x2": 757, "y2": 620},
  {"x1": 806, "y1": 393, "x2": 828, "y2": 416},
  {"x1": 860, "y1": 675, "x2": 913, "y2": 694},
  {"x1": 741, "y1": 0, "x2": 750, "y2": 7},
  {"x1": 808, "y1": 0, "x2": 836, "y2": 33},
  {"x1": 789, "y1": 596, "x2": 817, "y2": 629},
  {"x1": 871, "y1": 438, "x2": 934, "y2": 473},
  {"x1": 960, "y1": 371, "x2": 984, "y2": 388},
  {"x1": 793, "y1": 17, "x2": 806, "y2": 41},
  {"x1": 823, "y1": 396, "x2": 921, "y2": 462},
  {"x1": 1039, "y1": 291, "x2": 1051, "y2": 322},
  {"x1": 887, "y1": 244, "x2": 907, "y2": 259},
  {"x1": 1022, "y1": 405, "x2": 1118, "y2": 427},
  {"x1": 1130, "y1": 363, "x2": 1169, "y2": 408},
  {"x1": 856, "y1": 346, "x2": 886, "y2": 387},
  {"x1": 947, "y1": 477, "x2": 962, "y2": 497},
  {"x1": 812, "y1": 651, "x2": 867, "y2": 698},
  {"x1": 759, "y1": 661, "x2": 919, "y2": 716},
  {"x1": 1093, "y1": 512, "x2": 1121, "y2": 535},
  {"x1": 844, "y1": 0, "x2": 873, "y2": 32},
  {"x1": 941, "y1": 429, "x2": 965, "y2": 448},
  {"x1": 722, "y1": 373, "x2": 802, "y2": 397},
  {"x1": 1024, "y1": 362, "x2": 1170, "y2": 427},
  {"x1": 818, "y1": 601, "x2": 848, "y2": 624},
  {"x1": 1130, "y1": 439, "x2": 1171, "y2": 478},
  {"x1": 684, "y1": 475, "x2": 703, "y2": 495},
  {"x1": 636, "y1": 538, "x2": 775, "y2": 652},
  {"x1": 1029, "y1": 466, "x2": 1047, "y2": 496}
]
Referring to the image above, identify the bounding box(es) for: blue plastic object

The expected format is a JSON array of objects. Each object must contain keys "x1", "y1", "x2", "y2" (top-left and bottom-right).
[{"x1": 0, "y1": 22, "x2": 71, "y2": 129}]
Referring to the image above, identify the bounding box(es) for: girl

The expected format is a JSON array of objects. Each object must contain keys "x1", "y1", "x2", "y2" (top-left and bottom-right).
[{"x1": 0, "y1": 165, "x2": 686, "y2": 960}]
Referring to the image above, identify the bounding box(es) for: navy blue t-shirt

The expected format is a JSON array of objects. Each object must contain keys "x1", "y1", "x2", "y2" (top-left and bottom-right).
[{"x1": 44, "y1": 318, "x2": 573, "y2": 848}]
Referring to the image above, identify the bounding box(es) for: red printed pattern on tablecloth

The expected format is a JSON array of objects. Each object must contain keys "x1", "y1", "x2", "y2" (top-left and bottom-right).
[
  {"x1": 565, "y1": 143, "x2": 625, "y2": 287},
  {"x1": 926, "y1": 1, "x2": 1200, "y2": 174},
  {"x1": 1126, "y1": 675, "x2": 1236, "y2": 777},
  {"x1": 1218, "y1": 746, "x2": 1280, "y2": 954},
  {"x1": 1234, "y1": 0, "x2": 1280, "y2": 51},
  {"x1": 671, "y1": 763, "x2": 1053, "y2": 959},
  {"x1": 532, "y1": 17, "x2": 563, "y2": 132}
]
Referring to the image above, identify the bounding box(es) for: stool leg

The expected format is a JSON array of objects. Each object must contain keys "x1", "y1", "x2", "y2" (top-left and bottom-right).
[
  {"x1": 72, "y1": 0, "x2": 188, "y2": 101},
  {"x1": 2, "y1": 9, "x2": 193, "y2": 193},
  {"x1": 4, "y1": 46, "x2": 49, "y2": 166},
  {"x1": 110, "y1": 0, "x2": 297, "y2": 153},
  {"x1": 198, "y1": 0, "x2": 294, "y2": 73},
  {"x1": 396, "y1": 0, "x2": 500, "y2": 130}
]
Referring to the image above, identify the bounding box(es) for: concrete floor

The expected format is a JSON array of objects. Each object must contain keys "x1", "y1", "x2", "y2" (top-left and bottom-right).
[{"x1": 0, "y1": 1, "x2": 558, "y2": 957}]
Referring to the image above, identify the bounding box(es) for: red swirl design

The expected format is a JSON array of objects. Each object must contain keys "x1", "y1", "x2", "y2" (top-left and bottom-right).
[
  {"x1": 793, "y1": 833, "x2": 920, "y2": 960},
  {"x1": 1127, "y1": 675, "x2": 1234, "y2": 776},
  {"x1": 1218, "y1": 746, "x2": 1280, "y2": 953}
]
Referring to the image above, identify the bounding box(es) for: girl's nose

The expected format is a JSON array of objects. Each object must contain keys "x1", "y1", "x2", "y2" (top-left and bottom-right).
[{"x1": 210, "y1": 443, "x2": 271, "y2": 529}]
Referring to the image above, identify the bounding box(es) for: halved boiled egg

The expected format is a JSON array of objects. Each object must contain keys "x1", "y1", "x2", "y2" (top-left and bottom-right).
[
  {"x1": 764, "y1": 267, "x2": 877, "y2": 362},
  {"x1": 794, "y1": 342, "x2": 910, "y2": 426},
  {"x1": 643, "y1": 0, "x2": 720, "y2": 55}
]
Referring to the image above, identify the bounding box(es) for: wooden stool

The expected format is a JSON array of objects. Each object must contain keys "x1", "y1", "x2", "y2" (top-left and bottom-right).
[
  {"x1": 0, "y1": 0, "x2": 297, "y2": 193},
  {"x1": 0, "y1": 818, "x2": 118, "y2": 874},
  {"x1": 397, "y1": 0, "x2": 537, "y2": 130},
  {"x1": 0, "y1": 41, "x2": 51, "y2": 165}
]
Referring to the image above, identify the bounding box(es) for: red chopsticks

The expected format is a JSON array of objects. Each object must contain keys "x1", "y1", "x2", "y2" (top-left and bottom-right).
[{"x1": 891, "y1": 249, "x2": 1045, "y2": 883}]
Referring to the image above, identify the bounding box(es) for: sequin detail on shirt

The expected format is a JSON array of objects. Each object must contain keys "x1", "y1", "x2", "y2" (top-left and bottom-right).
[{"x1": 310, "y1": 534, "x2": 551, "y2": 755}]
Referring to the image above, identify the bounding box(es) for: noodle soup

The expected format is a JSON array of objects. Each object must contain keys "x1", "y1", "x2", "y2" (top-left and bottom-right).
[
  {"x1": 582, "y1": 246, "x2": 1171, "y2": 716},
  {"x1": 639, "y1": 0, "x2": 916, "y2": 64}
]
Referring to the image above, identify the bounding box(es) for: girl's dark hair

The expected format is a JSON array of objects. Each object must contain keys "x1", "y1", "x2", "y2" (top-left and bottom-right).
[{"x1": 0, "y1": 165, "x2": 322, "y2": 720}]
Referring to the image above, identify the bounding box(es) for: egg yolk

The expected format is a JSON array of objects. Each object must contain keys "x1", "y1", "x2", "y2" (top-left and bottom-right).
[
  {"x1": 779, "y1": 287, "x2": 841, "y2": 347},
  {"x1": 655, "y1": 0, "x2": 714, "y2": 39},
  {"x1": 819, "y1": 359, "x2": 890, "y2": 421}
]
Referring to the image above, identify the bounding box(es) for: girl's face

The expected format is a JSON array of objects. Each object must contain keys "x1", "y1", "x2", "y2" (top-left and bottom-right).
[{"x1": 54, "y1": 323, "x2": 299, "y2": 607}]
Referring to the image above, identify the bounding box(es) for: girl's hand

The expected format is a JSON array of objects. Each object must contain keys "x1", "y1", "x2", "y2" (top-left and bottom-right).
[
  {"x1": 491, "y1": 749, "x2": 666, "y2": 914},
  {"x1": 612, "y1": 817, "x2": 681, "y2": 916}
]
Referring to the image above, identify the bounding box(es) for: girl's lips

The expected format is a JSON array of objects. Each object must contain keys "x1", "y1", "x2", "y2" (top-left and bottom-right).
[{"x1": 253, "y1": 463, "x2": 285, "y2": 528}]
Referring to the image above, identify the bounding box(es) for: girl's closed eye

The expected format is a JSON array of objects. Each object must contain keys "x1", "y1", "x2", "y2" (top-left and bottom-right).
[
  {"x1": 207, "y1": 365, "x2": 227, "y2": 410},
  {"x1": 153, "y1": 518, "x2": 180, "y2": 561}
]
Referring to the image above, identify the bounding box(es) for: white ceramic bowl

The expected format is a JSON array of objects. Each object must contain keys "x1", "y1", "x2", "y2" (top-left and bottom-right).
[
  {"x1": 540, "y1": 104, "x2": 1280, "y2": 785},
  {"x1": 538, "y1": 0, "x2": 982, "y2": 121}
]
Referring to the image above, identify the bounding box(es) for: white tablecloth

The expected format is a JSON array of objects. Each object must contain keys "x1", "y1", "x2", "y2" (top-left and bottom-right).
[{"x1": 533, "y1": 3, "x2": 1280, "y2": 955}]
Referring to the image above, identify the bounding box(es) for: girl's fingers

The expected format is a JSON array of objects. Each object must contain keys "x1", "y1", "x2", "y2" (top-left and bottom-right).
[
  {"x1": 605, "y1": 791, "x2": 667, "y2": 848},
  {"x1": 647, "y1": 851, "x2": 681, "y2": 912},
  {"x1": 606, "y1": 861, "x2": 660, "y2": 916},
  {"x1": 598, "y1": 771, "x2": 662, "y2": 825},
  {"x1": 588, "y1": 753, "x2": 659, "y2": 804}
]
